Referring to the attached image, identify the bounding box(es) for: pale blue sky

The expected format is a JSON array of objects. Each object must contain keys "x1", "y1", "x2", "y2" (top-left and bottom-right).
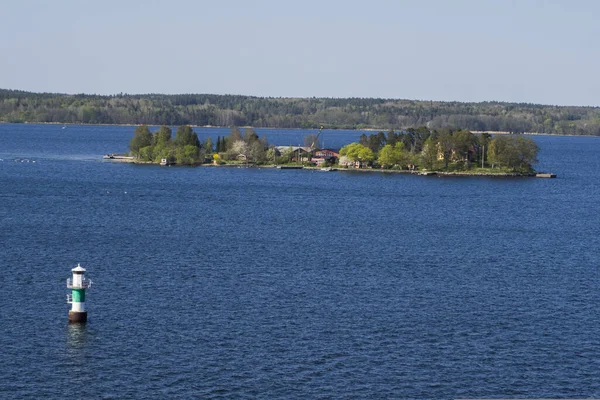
[{"x1": 1, "y1": 0, "x2": 598, "y2": 105}]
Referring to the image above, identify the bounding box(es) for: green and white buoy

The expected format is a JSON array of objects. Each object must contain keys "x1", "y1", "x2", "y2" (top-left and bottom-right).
[{"x1": 66, "y1": 263, "x2": 92, "y2": 323}]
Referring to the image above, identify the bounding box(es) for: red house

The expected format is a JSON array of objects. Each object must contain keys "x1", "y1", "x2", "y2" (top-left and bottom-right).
[
  {"x1": 315, "y1": 149, "x2": 340, "y2": 158},
  {"x1": 313, "y1": 149, "x2": 339, "y2": 166}
]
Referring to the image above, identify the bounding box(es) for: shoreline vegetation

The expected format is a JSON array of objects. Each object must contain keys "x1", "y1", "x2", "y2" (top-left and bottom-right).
[
  {"x1": 119, "y1": 124, "x2": 541, "y2": 177},
  {"x1": 2, "y1": 89, "x2": 600, "y2": 136},
  {"x1": 104, "y1": 158, "x2": 539, "y2": 177}
]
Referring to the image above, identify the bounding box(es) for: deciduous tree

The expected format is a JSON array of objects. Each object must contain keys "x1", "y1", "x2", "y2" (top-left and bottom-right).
[
  {"x1": 420, "y1": 137, "x2": 439, "y2": 170},
  {"x1": 487, "y1": 134, "x2": 538, "y2": 171},
  {"x1": 204, "y1": 137, "x2": 213, "y2": 154},
  {"x1": 377, "y1": 144, "x2": 400, "y2": 168},
  {"x1": 340, "y1": 143, "x2": 374, "y2": 165},
  {"x1": 228, "y1": 127, "x2": 242, "y2": 143}
]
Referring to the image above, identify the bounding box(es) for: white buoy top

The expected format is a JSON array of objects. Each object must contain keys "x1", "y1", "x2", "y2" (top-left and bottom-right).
[
  {"x1": 68, "y1": 263, "x2": 90, "y2": 288},
  {"x1": 72, "y1": 263, "x2": 86, "y2": 273}
]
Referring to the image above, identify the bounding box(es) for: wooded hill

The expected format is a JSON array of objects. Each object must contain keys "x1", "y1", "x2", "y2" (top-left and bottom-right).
[{"x1": 1, "y1": 88, "x2": 599, "y2": 135}]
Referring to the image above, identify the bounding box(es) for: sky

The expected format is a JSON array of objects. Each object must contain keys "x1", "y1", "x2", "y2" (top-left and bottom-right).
[{"x1": 1, "y1": 0, "x2": 598, "y2": 106}]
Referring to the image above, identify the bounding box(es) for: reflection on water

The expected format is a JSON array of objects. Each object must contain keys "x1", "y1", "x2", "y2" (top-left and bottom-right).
[{"x1": 66, "y1": 323, "x2": 87, "y2": 350}]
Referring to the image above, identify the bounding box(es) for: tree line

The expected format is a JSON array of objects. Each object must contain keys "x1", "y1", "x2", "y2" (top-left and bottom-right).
[
  {"x1": 130, "y1": 125, "x2": 271, "y2": 165},
  {"x1": 131, "y1": 124, "x2": 538, "y2": 172},
  {"x1": 340, "y1": 128, "x2": 538, "y2": 172},
  {"x1": 129, "y1": 125, "x2": 206, "y2": 165},
  {"x1": 3, "y1": 88, "x2": 599, "y2": 135}
]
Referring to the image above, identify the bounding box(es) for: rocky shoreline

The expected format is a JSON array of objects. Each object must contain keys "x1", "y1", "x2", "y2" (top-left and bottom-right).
[{"x1": 103, "y1": 157, "x2": 550, "y2": 177}]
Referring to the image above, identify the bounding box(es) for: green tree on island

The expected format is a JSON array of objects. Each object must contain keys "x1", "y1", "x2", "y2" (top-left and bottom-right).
[
  {"x1": 350, "y1": 128, "x2": 538, "y2": 173},
  {"x1": 129, "y1": 125, "x2": 204, "y2": 165},
  {"x1": 452, "y1": 129, "x2": 478, "y2": 169},
  {"x1": 151, "y1": 126, "x2": 173, "y2": 162},
  {"x1": 220, "y1": 127, "x2": 268, "y2": 163},
  {"x1": 377, "y1": 142, "x2": 409, "y2": 169},
  {"x1": 129, "y1": 125, "x2": 153, "y2": 156},
  {"x1": 204, "y1": 137, "x2": 213, "y2": 154},
  {"x1": 487, "y1": 135, "x2": 538, "y2": 171},
  {"x1": 339, "y1": 143, "x2": 375, "y2": 166},
  {"x1": 154, "y1": 126, "x2": 172, "y2": 146},
  {"x1": 419, "y1": 137, "x2": 439, "y2": 170},
  {"x1": 173, "y1": 125, "x2": 201, "y2": 148}
]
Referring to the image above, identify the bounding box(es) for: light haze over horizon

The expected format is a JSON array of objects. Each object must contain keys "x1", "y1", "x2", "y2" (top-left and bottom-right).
[{"x1": 1, "y1": 0, "x2": 598, "y2": 106}]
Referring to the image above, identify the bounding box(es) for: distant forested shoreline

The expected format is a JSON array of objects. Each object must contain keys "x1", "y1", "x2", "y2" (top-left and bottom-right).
[{"x1": 2, "y1": 88, "x2": 600, "y2": 136}]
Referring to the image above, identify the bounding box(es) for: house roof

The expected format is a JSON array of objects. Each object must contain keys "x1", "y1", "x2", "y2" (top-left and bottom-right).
[
  {"x1": 316, "y1": 149, "x2": 340, "y2": 156},
  {"x1": 275, "y1": 146, "x2": 312, "y2": 153}
]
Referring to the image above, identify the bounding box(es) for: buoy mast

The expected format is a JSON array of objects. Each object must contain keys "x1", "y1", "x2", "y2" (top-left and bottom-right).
[{"x1": 66, "y1": 263, "x2": 92, "y2": 323}]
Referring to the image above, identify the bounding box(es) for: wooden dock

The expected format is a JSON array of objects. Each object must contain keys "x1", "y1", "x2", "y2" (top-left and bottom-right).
[{"x1": 103, "y1": 154, "x2": 135, "y2": 163}]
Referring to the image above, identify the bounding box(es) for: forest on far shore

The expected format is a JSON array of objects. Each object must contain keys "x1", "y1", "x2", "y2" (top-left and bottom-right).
[{"x1": 2, "y1": 89, "x2": 600, "y2": 136}]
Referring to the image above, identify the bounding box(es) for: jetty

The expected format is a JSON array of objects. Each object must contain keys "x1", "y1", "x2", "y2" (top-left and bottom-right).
[{"x1": 103, "y1": 154, "x2": 135, "y2": 163}]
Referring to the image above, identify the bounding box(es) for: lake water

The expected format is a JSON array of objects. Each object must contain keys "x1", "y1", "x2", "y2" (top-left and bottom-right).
[{"x1": 1, "y1": 124, "x2": 600, "y2": 399}]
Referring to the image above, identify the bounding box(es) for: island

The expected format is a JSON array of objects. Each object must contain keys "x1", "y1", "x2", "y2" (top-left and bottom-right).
[{"x1": 119, "y1": 125, "x2": 541, "y2": 176}]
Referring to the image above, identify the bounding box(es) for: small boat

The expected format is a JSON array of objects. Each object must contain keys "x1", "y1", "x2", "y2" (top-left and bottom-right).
[{"x1": 536, "y1": 173, "x2": 556, "y2": 178}]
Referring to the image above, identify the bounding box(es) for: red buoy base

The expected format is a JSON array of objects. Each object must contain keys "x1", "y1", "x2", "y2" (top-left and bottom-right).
[{"x1": 68, "y1": 311, "x2": 88, "y2": 323}]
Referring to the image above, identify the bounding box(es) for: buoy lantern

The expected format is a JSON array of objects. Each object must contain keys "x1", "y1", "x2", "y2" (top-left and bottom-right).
[{"x1": 66, "y1": 263, "x2": 92, "y2": 323}]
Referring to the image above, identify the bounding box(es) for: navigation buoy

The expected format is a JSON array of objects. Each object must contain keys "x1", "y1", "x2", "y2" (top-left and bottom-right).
[{"x1": 66, "y1": 263, "x2": 92, "y2": 323}]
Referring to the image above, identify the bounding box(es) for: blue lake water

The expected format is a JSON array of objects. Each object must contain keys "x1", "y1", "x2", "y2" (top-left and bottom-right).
[{"x1": 1, "y1": 123, "x2": 600, "y2": 398}]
